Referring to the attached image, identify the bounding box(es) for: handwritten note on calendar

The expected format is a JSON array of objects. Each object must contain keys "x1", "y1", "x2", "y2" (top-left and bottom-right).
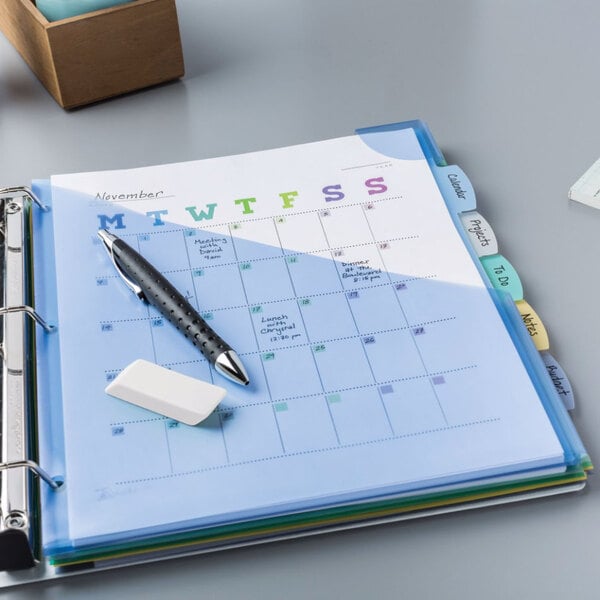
[{"x1": 40, "y1": 128, "x2": 563, "y2": 550}]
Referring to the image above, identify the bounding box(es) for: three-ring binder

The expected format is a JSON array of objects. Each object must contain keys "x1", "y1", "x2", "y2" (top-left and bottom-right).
[
  {"x1": 0, "y1": 188, "x2": 58, "y2": 571},
  {"x1": 0, "y1": 123, "x2": 592, "y2": 587}
]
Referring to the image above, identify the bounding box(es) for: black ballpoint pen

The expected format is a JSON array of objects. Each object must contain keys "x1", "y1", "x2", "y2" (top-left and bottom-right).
[{"x1": 97, "y1": 229, "x2": 250, "y2": 386}]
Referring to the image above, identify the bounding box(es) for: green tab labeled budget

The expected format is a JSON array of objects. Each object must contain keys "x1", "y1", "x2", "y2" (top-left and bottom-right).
[{"x1": 480, "y1": 254, "x2": 523, "y2": 301}]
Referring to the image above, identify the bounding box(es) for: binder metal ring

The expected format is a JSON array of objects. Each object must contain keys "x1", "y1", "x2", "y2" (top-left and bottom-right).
[
  {"x1": 0, "y1": 306, "x2": 55, "y2": 333},
  {"x1": 0, "y1": 186, "x2": 50, "y2": 212},
  {"x1": 0, "y1": 460, "x2": 62, "y2": 491}
]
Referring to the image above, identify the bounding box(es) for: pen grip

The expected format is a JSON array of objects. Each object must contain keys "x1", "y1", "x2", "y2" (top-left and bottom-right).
[{"x1": 114, "y1": 242, "x2": 232, "y2": 362}]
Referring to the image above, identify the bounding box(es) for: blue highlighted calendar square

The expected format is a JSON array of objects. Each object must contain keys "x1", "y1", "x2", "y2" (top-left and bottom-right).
[
  {"x1": 299, "y1": 293, "x2": 356, "y2": 342},
  {"x1": 274, "y1": 396, "x2": 338, "y2": 453},
  {"x1": 192, "y1": 263, "x2": 247, "y2": 310},
  {"x1": 380, "y1": 380, "x2": 447, "y2": 435},
  {"x1": 433, "y1": 370, "x2": 497, "y2": 425},
  {"x1": 221, "y1": 404, "x2": 283, "y2": 463},
  {"x1": 361, "y1": 330, "x2": 427, "y2": 382},
  {"x1": 327, "y1": 388, "x2": 392, "y2": 445},
  {"x1": 99, "y1": 319, "x2": 155, "y2": 370},
  {"x1": 312, "y1": 338, "x2": 374, "y2": 391},
  {"x1": 412, "y1": 319, "x2": 479, "y2": 373},
  {"x1": 261, "y1": 346, "x2": 323, "y2": 400},
  {"x1": 239, "y1": 257, "x2": 296, "y2": 304},
  {"x1": 393, "y1": 277, "x2": 473, "y2": 325},
  {"x1": 166, "y1": 415, "x2": 229, "y2": 472},
  {"x1": 102, "y1": 420, "x2": 173, "y2": 482},
  {"x1": 346, "y1": 286, "x2": 408, "y2": 334}
]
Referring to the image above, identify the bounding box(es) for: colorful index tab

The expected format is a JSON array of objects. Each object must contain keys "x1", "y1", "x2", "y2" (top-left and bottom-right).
[
  {"x1": 460, "y1": 211, "x2": 498, "y2": 257},
  {"x1": 480, "y1": 254, "x2": 523, "y2": 301},
  {"x1": 516, "y1": 300, "x2": 550, "y2": 351},
  {"x1": 436, "y1": 166, "x2": 476, "y2": 213},
  {"x1": 541, "y1": 351, "x2": 575, "y2": 411}
]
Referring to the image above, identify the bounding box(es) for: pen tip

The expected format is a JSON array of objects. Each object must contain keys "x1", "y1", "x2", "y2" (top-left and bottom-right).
[
  {"x1": 97, "y1": 229, "x2": 117, "y2": 249},
  {"x1": 215, "y1": 351, "x2": 250, "y2": 386}
]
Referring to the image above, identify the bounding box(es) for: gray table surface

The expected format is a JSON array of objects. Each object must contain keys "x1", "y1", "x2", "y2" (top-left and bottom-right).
[{"x1": 1, "y1": 1, "x2": 599, "y2": 598}]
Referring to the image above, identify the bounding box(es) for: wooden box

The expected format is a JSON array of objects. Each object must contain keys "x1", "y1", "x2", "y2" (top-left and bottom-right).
[{"x1": 0, "y1": 0, "x2": 184, "y2": 109}]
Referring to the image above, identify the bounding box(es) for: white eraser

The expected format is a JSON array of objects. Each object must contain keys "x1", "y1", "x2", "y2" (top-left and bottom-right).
[
  {"x1": 105, "y1": 359, "x2": 226, "y2": 426},
  {"x1": 569, "y1": 157, "x2": 600, "y2": 209}
]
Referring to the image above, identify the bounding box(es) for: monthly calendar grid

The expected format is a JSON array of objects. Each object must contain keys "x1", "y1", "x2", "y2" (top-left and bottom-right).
[{"x1": 97, "y1": 198, "x2": 485, "y2": 484}]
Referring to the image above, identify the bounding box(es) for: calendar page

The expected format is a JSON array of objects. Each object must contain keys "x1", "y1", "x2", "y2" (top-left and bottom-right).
[{"x1": 39, "y1": 128, "x2": 563, "y2": 552}]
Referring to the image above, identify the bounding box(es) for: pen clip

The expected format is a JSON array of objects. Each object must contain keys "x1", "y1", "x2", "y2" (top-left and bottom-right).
[
  {"x1": 109, "y1": 253, "x2": 147, "y2": 302},
  {"x1": 98, "y1": 229, "x2": 148, "y2": 302}
]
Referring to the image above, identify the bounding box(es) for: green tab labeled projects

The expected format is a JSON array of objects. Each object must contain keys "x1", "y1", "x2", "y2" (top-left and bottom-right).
[{"x1": 480, "y1": 254, "x2": 523, "y2": 301}]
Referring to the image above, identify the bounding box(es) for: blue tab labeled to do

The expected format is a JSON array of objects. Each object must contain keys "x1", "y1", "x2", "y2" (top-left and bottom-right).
[{"x1": 480, "y1": 254, "x2": 523, "y2": 301}]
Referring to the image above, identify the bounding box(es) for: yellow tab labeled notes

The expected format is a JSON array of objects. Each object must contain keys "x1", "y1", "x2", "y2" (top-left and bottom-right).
[{"x1": 516, "y1": 300, "x2": 549, "y2": 351}]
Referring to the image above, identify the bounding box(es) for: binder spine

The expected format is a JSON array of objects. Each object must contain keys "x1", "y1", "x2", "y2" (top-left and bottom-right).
[{"x1": 0, "y1": 188, "x2": 57, "y2": 572}]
